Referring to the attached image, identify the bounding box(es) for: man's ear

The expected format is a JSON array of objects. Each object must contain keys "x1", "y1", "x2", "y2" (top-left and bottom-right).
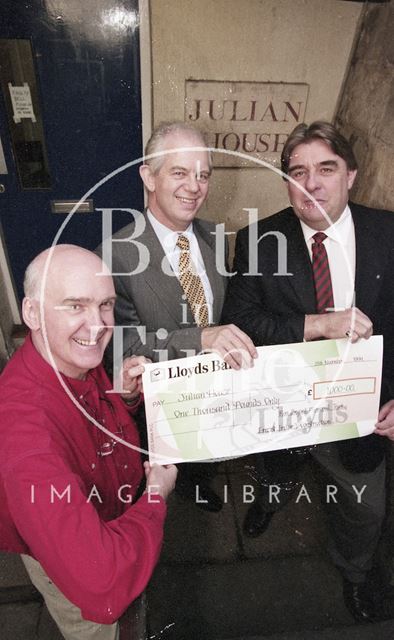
[
  {"x1": 139, "y1": 164, "x2": 156, "y2": 193},
  {"x1": 347, "y1": 169, "x2": 357, "y2": 191},
  {"x1": 22, "y1": 297, "x2": 41, "y2": 331}
]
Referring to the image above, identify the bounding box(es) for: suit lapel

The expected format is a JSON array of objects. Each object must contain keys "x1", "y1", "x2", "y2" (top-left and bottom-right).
[
  {"x1": 142, "y1": 216, "x2": 187, "y2": 323},
  {"x1": 194, "y1": 219, "x2": 226, "y2": 323},
  {"x1": 282, "y1": 212, "x2": 316, "y2": 313},
  {"x1": 352, "y1": 205, "x2": 386, "y2": 314},
  {"x1": 275, "y1": 206, "x2": 389, "y2": 316}
]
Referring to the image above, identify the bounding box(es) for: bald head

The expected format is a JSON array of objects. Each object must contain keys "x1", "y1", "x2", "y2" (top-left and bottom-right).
[
  {"x1": 22, "y1": 245, "x2": 115, "y2": 379},
  {"x1": 24, "y1": 245, "x2": 109, "y2": 300}
]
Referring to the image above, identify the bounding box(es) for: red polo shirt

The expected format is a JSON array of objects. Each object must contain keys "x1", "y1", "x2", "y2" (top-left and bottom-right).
[{"x1": 0, "y1": 335, "x2": 166, "y2": 624}]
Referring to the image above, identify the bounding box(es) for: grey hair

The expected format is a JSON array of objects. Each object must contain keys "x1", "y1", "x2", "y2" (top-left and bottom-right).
[{"x1": 144, "y1": 121, "x2": 212, "y2": 174}]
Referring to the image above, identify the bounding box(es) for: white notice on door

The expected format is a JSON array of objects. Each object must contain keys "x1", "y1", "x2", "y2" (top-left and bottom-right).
[{"x1": 8, "y1": 82, "x2": 36, "y2": 124}]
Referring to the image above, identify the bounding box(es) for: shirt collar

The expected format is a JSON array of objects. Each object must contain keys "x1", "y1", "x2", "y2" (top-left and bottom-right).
[
  {"x1": 300, "y1": 205, "x2": 352, "y2": 245},
  {"x1": 147, "y1": 209, "x2": 193, "y2": 252}
]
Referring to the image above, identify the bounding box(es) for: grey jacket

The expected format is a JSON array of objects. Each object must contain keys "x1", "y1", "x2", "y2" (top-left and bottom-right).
[{"x1": 98, "y1": 212, "x2": 227, "y2": 361}]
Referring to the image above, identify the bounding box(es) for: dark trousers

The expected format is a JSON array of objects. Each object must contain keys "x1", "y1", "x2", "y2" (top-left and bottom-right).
[
  {"x1": 250, "y1": 444, "x2": 386, "y2": 583},
  {"x1": 177, "y1": 461, "x2": 219, "y2": 490}
]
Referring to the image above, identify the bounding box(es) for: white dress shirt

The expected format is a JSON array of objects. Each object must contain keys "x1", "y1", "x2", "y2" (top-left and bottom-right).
[
  {"x1": 147, "y1": 210, "x2": 214, "y2": 323},
  {"x1": 300, "y1": 205, "x2": 355, "y2": 311}
]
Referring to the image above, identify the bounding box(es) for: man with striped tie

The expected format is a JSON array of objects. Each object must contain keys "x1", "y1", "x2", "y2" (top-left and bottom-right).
[
  {"x1": 103, "y1": 121, "x2": 257, "y2": 513},
  {"x1": 222, "y1": 121, "x2": 394, "y2": 622}
]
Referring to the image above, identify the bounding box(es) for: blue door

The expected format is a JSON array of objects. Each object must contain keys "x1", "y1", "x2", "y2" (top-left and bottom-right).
[{"x1": 0, "y1": 0, "x2": 144, "y2": 300}]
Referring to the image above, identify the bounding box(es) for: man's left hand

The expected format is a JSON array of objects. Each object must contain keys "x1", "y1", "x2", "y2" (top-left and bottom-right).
[{"x1": 119, "y1": 355, "x2": 150, "y2": 402}]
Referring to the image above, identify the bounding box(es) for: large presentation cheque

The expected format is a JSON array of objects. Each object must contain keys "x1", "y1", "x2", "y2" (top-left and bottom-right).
[{"x1": 142, "y1": 336, "x2": 383, "y2": 465}]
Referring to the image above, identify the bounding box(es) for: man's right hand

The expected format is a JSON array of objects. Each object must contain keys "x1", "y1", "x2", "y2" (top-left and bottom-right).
[
  {"x1": 375, "y1": 400, "x2": 394, "y2": 441},
  {"x1": 304, "y1": 307, "x2": 373, "y2": 342},
  {"x1": 201, "y1": 324, "x2": 258, "y2": 370},
  {"x1": 144, "y1": 461, "x2": 178, "y2": 501}
]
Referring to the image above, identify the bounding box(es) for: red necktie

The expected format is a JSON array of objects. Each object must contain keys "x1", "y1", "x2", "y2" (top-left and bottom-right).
[{"x1": 312, "y1": 232, "x2": 334, "y2": 313}]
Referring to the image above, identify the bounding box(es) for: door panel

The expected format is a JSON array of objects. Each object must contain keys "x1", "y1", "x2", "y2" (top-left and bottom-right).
[{"x1": 0, "y1": 0, "x2": 143, "y2": 299}]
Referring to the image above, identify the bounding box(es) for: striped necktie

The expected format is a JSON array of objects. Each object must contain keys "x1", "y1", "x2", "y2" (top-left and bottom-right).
[
  {"x1": 312, "y1": 232, "x2": 334, "y2": 313},
  {"x1": 176, "y1": 234, "x2": 209, "y2": 327}
]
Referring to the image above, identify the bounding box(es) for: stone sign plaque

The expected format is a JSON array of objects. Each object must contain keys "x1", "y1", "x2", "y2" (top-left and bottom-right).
[{"x1": 185, "y1": 80, "x2": 309, "y2": 168}]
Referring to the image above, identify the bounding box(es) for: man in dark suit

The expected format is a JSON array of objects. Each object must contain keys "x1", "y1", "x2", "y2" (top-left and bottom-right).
[
  {"x1": 222, "y1": 121, "x2": 394, "y2": 622},
  {"x1": 100, "y1": 121, "x2": 256, "y2": 512}
]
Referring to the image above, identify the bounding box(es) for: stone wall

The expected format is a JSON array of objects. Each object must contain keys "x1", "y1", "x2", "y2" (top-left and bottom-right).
[
  {"x1": 149, "y1": 0, "x2": 363, "y2": 236},
  {"x1": 336, "y1": 0, "x2": 394, "y2": 211}
]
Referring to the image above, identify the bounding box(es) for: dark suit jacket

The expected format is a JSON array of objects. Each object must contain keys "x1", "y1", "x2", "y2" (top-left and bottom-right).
[
  {"x1": 222, "y1": 202, "x2": 394, "y2": 472},
  {"x1": 99, "y1": 213, "x2": 227, "y2": 362}
]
